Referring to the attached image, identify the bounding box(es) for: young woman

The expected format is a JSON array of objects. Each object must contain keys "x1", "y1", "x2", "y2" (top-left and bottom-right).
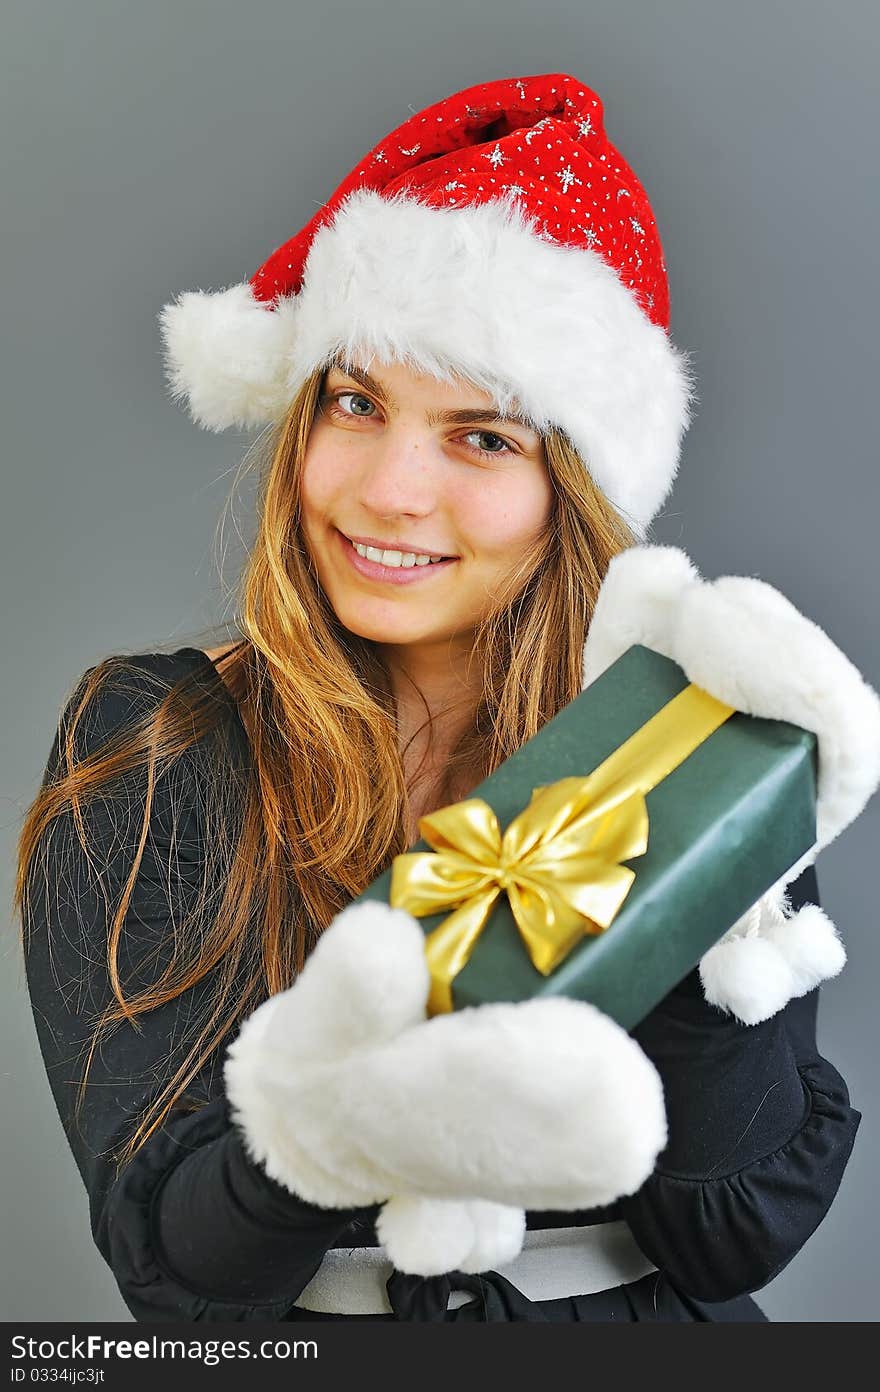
[{"x1": 16, "y1": 73, "x2": 877, "y2": 1323}]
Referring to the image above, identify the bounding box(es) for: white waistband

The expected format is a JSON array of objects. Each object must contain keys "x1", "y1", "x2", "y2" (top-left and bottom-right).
[{"x1": 293, "y1": 1219, "x2": 659, "y2": 1315}]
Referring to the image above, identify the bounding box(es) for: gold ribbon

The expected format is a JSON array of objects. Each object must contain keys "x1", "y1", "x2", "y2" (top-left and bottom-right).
[{"x1": 390, "y1": 682, "x2": 736, "y2": 1015}]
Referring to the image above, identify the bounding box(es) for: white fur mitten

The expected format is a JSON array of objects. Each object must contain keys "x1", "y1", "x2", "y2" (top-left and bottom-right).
[
  {"x1": 582, "y1": 544, "x2": 880, "y2": 1024},
  {"x1": 225, "y1": 900, "x2": 667, "y2": 1275}
]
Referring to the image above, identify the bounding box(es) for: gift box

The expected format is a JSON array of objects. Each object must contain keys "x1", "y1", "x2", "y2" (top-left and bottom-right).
[{"x1": 353, "y1": 643, "x2": 818, "y2": 1030}]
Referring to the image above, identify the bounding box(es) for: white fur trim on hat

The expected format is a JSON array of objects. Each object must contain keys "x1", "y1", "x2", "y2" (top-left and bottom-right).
[
  {"x1": 582, "y1": 544, "x2": 880, "y2": 1022},
  {"x1": 159, "y1": 189, "x2": 697, "y2": 538}
]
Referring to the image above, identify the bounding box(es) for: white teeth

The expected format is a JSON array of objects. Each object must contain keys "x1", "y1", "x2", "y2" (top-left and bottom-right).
[{"x1": 352, "y1": 541, "x2": 448, "y2": 568}]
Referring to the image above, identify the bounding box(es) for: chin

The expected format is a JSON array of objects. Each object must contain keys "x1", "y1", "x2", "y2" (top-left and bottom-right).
[
  {"x1": 339, "y1": 613, "x2": 439, "y2": 645},
  {"x1": 327, "y1": 595, "x2": 446, "y2": 644}
]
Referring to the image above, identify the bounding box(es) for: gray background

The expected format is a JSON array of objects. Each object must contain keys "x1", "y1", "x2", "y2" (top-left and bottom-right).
[{"x1": 3, "y1": 0, "x2": 878, "y2": 1322}]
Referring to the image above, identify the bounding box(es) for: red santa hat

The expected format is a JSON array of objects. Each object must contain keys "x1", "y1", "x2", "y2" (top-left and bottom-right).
[{"x1": 159, "y1": 72, "x2": 696, "y2": 540}]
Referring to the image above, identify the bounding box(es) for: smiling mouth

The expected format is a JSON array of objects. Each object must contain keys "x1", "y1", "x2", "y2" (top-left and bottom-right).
[
  {"x1": 343, "y1": 532, "x2": 458, "y2": 561},
  {"x1": 337, "y1": 529, "x2": 459, "y2": 582}
]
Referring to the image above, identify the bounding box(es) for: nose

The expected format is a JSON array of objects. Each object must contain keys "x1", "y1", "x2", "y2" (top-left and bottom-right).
[{"x1": 356, "y1": 432, "x2": 439, "y2": 518}]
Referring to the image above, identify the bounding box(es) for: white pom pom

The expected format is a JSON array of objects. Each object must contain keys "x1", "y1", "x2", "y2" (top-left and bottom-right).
[
  {"x1": 377, "y1": 1196, "x2": 526, "y2": 1277},
  {"x1": 699, "y1": 935, "x2": 795, "y2": 1026},
  {"x1": 454, "y1": 1201, "x2": 527, "y2": 1274},
  {"x1": 158, "y1": 282, "x2": 298, "y2": 431},
  {"x1": 762, "y1": 904, "x2": 846, "y2": 997}
]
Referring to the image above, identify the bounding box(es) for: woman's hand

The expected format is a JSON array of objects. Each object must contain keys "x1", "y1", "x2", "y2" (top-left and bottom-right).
[
  {"x1": 582, "y1": 544, "x2": 880, "y2": 1023},
  {"x1": 225, "y1": 899, "x2": 667, "y2": 1273}
]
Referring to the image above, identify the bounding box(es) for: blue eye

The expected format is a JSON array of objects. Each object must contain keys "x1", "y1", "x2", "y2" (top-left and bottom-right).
[
  {"x1": 461, "y1": 430, "x2": 516, "y2": 459},
  {"x1": 322, "y1": 392, "x2": 517, "y2": 460},
  {"x1": 326, "y1": 391, "x2": 376, "y2": 418}
]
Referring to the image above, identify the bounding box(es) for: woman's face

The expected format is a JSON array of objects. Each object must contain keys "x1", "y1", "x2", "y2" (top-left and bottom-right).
[{"x1": 299, "y1": 354, "x2": 554, "y2": 658}]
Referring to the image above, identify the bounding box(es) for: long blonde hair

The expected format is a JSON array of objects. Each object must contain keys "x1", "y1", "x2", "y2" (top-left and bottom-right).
[{"x1": 14, "y1": 359, "x2": 636, "y2": 1174}]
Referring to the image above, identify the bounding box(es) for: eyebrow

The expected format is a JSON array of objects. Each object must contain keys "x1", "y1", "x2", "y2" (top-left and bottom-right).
[{"x1": 327, "y1": 360, "x2": 539, "y2": 434}]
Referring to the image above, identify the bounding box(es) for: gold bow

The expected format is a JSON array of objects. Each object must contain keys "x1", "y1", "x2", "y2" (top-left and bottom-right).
[{"x1": 390, "y1": 681, "x2": 736, "y2": 1015}]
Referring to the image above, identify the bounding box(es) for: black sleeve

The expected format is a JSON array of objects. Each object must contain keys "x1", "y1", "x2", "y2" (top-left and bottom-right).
[
  {"x1": 22, "y1": 655, "x2": 380, "y2": 1322},
  {"x1": 621, "y1": 864, "x2": 862, "y2": 1303}
]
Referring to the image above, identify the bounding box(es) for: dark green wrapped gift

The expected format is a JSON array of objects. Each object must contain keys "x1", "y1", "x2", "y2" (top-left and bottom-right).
[{"x1": 353, "y1": 643, "x2": 818, "y2": 1030}]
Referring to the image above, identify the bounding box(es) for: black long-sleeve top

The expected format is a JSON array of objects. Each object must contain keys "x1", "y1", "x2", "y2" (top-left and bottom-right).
[{"x1": 21, "y1": 647, "x2": 862, "y2": 1322}]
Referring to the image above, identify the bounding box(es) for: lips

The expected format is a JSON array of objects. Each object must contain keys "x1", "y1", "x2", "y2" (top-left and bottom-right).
[
  {"x1": 344, "y1": 532, "x2": 457, "y2": 560},
  {"x1": 337, "y1": 528, "x2": 459, "y2": 585}
]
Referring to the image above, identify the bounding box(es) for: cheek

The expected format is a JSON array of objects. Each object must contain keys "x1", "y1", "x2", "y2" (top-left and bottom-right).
[
  {"x1": 462, "y1": 476, "x2": 553, "y2": 555},
  {"x1": 301, "y1": 439, "x2": 348, "y2": 516}
]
